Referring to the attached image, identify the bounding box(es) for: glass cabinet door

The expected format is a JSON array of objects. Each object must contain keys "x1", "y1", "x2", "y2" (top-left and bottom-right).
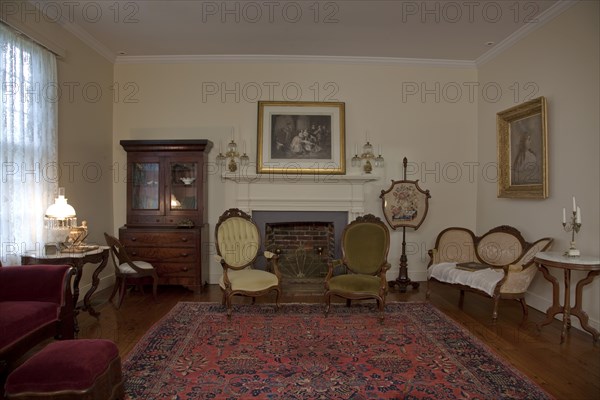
[
  {"x1": 132, "y1": 162, "x2": 160, "y2": 210},
  {"x1": 169, "y1": 162, "x2": 198, "y2": 211}
]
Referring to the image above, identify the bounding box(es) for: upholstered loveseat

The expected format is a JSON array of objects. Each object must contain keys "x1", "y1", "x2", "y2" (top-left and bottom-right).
[
  {"x1": 0, "y1": 264, "x2": 75, "y2": 375},
  {"x1": 427, "y1": 225, "x2": 552, "y2": 321}
]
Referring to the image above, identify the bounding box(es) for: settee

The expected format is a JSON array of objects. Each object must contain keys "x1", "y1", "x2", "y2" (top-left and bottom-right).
[
  {"x1": 0, "y1": 264, "x2": 75, "y2": 375},
  {"x1": 427, "y1": 225, "x2": 552, "y2": 321}
]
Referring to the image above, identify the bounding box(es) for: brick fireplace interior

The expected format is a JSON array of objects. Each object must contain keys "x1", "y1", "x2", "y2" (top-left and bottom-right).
[{"x1": 252, "y1": 211, "x2": 348, "y2": 291}]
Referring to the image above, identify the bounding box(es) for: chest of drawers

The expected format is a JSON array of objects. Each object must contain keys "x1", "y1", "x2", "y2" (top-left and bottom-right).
[{"x1": 119, "y1": 226, "x2": 207, "y2": 292}]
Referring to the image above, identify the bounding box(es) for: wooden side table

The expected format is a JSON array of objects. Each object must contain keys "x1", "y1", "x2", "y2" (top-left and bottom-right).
[
  {"x1": 534, "y1": 251, "x2": 600, "y2": 344},
  {"x1": 21, "y1": 246, "x2": 110, "y2": 318}
]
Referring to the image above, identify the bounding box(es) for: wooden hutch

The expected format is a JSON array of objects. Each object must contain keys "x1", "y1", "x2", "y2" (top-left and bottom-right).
[{"x1": 119, "y1": 140, "x2": 212, "y2": 293}]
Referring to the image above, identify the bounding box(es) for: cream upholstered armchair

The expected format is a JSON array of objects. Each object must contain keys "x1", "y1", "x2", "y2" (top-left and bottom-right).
[
  {"x1": 215, "y1": 208, "x2": 281, "y2": 316},
  {"x1": 324, "y1": 214, "x2": 391, "y2": 318}
]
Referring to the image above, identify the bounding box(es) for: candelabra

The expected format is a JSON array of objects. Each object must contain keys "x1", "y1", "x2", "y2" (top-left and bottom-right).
[
  {"x1": 216, "y1": 139, "x2": 249, "y2": 172},
  {"x1": 562, "y1": 198, "x2": 582, "y2": 257},
  {"x1": 351, "y1": 141, "x2": 384, "y2": 174}
]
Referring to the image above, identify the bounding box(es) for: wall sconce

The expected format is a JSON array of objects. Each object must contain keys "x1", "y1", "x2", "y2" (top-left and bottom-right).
[
  {"x1": 216, "y1": 140, "x2": 249, "y2": 172},
  {"x1": 351, "y1": 141, "x2": 384, "y2": 174}
]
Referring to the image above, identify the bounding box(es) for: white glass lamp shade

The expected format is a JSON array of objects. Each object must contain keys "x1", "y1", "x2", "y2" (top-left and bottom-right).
[
  {"x1": 44, "y1": 188, "x2": 77, "y2": 229},
  {"x1": 361, "y1": 142, "x2": 374, "y2": 158}
]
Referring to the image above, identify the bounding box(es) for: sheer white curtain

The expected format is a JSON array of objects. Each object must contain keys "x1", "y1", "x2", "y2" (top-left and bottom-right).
[{"x1": 0, "y1": 23, "x2": 58, "y2": 264}]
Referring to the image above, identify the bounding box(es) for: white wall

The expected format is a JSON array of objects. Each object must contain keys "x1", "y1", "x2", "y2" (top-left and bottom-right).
[
  {"x1": 112, "y1": 61, "x2": 478, "y2": 283},
  {"x1": 477, "y1": 1, "x2": 600, "y2": 330}
]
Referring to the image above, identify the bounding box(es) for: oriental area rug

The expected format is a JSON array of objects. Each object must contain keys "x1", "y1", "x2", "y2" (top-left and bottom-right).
[{"x1": 123, "y1": 302, "x2": 552, "y2": 400}]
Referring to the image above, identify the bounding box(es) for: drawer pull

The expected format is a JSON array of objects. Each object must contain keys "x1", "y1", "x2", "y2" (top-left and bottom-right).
[
  {"x1": 182, "y1": 267, "x2": 189, "y2": 272},
  {"x1": 130, "y1": 237, "x2": 136, "y2": 241},
  {"x1": 131, "y1": 252, "x2": 137, "y2": 256},
  {"x1": 180, "y1": 237, "x2": 188, "y2": 242},
  {"x1": 180, "y1": 253, "x2": 189, "y2": 257}
]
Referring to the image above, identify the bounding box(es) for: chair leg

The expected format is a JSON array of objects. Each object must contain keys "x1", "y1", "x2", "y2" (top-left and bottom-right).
[
  {"x1": 378, "y1": 299, "x2": 385, "y2": 322},
  {"x1": 274, "y1": 288, "x2": 281, "y2": 310},
  {"x1": 519, "y1": 298, "x2": 529, "y2": 322},
  {"x1": 492, "y1": 296, "x2": 500, "y2": 322},
  {"x1": 346, "y1": 299, "x2": 352, "y2": 307},
  {"x1": 116, "y1": 278, "x2": 127, "y2": 309},
  {"x1": 151, "y1": 277, "x2": 158, "y2": 301},
  {"x1": 108, "y1": 277, "x2": 121, "y2": 303},
  {"x1": 226, "y1": 294, "x2": 232, "y2": 318},
  {"x1": 324, "y1": 292, "x2": 331, "y2": 315},
  {"x1": 459, "y1": 290, "x2": 465, "y2": 308}
]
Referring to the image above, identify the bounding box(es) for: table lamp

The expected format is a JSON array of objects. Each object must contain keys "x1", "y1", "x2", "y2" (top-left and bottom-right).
[{"x1": 44, "y1": 187, "x2": 77, "y2": 252}]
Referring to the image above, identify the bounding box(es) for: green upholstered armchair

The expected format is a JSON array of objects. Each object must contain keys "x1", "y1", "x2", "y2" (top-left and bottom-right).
[
  {"x1": 215, "y1": 208, "x2": 281, "y2": 316},
  {"x1": 324, "y1": 214, "x2": 391, "y2": 317}
]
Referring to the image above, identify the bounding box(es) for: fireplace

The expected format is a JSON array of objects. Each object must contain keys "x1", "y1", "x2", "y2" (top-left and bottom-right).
[
  {"x1": 217, "y1": 173, "x2": 379, "y2": 286},
  {"x1": 265, "y1": 221, "x2": 334, "y2": 282},
  {"x1": 252, "y1": 211, "x2": 347, "y2": 279}
]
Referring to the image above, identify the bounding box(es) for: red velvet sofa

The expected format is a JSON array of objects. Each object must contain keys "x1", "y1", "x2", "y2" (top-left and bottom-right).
[{"x1": 0, "y1": 264, "x2": 75, "y2": 375}]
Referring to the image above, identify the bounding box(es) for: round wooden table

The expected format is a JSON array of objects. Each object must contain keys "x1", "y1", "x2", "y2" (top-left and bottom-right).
[{"x1": 534, "y1": 251, "x2": 600, "y2": 344}]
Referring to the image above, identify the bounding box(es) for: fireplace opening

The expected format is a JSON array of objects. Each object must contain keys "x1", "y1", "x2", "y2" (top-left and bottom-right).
[
  {"x1": 265, "y1": 221, "x2": 334, "y2": 283},
  {"x1": 252, "y1": 211, "x2": 348, "y2": 293}
]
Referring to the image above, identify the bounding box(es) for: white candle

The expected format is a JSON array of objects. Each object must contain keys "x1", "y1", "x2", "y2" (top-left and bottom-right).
[
  {"x1": 219, "y1": 141, "x2": 223, "y2": 153},
  {"x1": 243, "y1": 141, "x2": 246, "y2": 154},
  {"x1": 576, "y1": 206, "x2": 581, "y2": 224},
  {"x1": 572, "y1": 196, "x2": 576, "y2": 212},
  {"x1": 562, "y1": 208, "x2": 566, "y2": 224},
  {"x1": 355, "y1": 144, "x2": 358, "y2": 155},
  {"x1": 378, "y1": 145, "x2": 382, "y2": 155}
]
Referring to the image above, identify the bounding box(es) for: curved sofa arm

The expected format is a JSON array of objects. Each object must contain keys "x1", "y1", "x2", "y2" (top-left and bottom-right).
[{"x1": 0, "y1": 265, "x2": 74, "y2": 305}]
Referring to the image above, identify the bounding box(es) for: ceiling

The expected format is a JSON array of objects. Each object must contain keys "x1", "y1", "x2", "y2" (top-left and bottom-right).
[{"x1": 50, "y1": 0, "x2": 568, "y2": 63}]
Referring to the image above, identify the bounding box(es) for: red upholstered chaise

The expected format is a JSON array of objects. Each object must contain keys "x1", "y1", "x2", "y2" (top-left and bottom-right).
[{"x1": 0, "y1": 264, "x2": 75, "y2": 375}]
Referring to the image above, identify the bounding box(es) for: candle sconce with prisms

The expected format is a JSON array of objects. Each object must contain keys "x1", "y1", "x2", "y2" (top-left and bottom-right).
[{"x1": 216, "y1": 139, "x2": 249, "y2": 172}]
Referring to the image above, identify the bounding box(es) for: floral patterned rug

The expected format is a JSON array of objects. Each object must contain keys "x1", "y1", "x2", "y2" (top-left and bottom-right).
[{"x1": 123, "y1": 302, "x2": 552, "y2": 399}]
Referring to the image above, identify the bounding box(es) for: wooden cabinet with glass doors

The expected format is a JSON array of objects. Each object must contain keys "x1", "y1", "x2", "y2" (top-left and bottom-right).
[{"x1": 119, "y1": 140, "x2": 213, "y2": 293}]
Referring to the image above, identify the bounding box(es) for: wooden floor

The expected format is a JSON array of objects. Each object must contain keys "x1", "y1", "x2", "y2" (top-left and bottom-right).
[{"x1": 74, "y1": 282, "x2": 599, "y2": 400}]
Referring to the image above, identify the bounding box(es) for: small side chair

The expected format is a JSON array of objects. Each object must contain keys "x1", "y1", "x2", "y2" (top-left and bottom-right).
[
  {"x1": 324, "y1": 214, "x2": 391, "y2": 318},
  {"x1": 104, "y1": 233, "x2": 158, "y2": 308},
  {"x1": 215, "y1": 208, "x2": 281, "y2": 316}
]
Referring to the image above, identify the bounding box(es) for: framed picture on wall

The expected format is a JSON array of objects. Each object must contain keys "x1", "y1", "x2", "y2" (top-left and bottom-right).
[
  {"x1": 257, "y1": 101, "x2": 346, "y2": 175},
  {"x1": 497, "y1": 96, "x2": 548, "y2": 199}
]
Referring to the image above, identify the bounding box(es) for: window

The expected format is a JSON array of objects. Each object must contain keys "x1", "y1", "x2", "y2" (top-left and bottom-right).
[{"x1": 0, "y1": 22, "x2": 58, "y2": 264}]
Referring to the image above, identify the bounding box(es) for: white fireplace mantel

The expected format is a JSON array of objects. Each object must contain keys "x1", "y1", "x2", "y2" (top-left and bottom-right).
[{"x1": 221, "y1": 172, "x2": 380, "y2": 221}]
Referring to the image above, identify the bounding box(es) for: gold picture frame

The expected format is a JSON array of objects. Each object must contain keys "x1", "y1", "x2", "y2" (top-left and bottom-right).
[
  {"x1": 497, "y1": 96, "x2": 548, "y2": 199},
  {"x1": 257, "y1": 101, "x2": 345, "y2": 175}
]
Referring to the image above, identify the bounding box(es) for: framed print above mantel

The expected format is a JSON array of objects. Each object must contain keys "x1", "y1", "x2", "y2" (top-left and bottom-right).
[
  {"x1": 257, "y1": 101, "x2": 346, "y2": 175},
  {"x1": 497, "y1": 96, "x2": 548, "y2": 199}
]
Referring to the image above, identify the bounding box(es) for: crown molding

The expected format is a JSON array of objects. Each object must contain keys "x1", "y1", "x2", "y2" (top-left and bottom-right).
[
  {"x1": 476, "y1": 0, "x2": 578, "y2": 67},
  {"x1": 23, "y1": 0, "x2": 116, "y2": 63},
  {"x1": 57, "y1": 20, "x2": 116, "y2": 63},
  {"x1": 115, "y1": 54, "x2": 476, "y2": 68}
]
